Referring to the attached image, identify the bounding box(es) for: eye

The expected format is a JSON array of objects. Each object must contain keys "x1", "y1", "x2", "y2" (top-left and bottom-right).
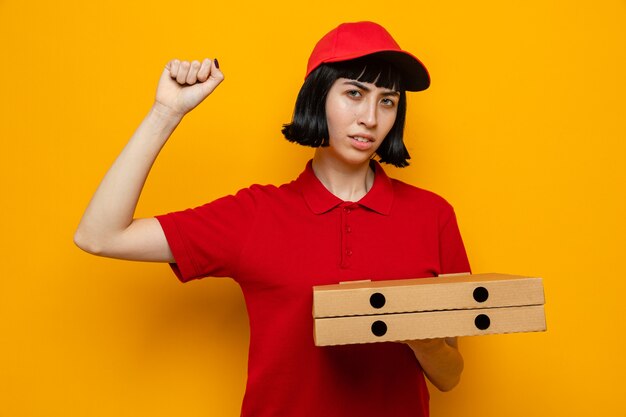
[
  {"x1": 346, "y1": 89, "x2": 362, "y2": 98},
  {"x1": 381, "y1": 97, "x2": 396, "y2": 107}
]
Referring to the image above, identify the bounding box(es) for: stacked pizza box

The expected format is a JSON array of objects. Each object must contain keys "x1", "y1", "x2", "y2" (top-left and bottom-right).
[{"x1": 312, "y1": 273, "x2": 546, "y2": 346}]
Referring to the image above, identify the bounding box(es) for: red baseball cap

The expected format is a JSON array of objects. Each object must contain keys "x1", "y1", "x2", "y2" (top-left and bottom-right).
[{"x1": 305, "y1": 21, "x2": 430, "y2": 91}]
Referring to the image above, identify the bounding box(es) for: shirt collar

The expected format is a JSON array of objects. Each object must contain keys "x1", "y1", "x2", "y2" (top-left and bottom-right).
[{"x1": 296, "y1": 160, "x2": 394, "y2": 215}]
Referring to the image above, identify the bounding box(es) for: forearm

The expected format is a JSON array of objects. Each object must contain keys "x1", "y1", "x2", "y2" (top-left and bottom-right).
[
  {"x1": 405, "y1": 337, "x2": 464, "y2": 392},
  {"x1": 74, "y1": 103, "x2": 182, "y2": 253}
]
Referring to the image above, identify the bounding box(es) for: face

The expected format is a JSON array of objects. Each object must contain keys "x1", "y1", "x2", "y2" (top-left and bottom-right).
[{"x1": 321, "y1": 77, "x2": 399, "y2": 167}]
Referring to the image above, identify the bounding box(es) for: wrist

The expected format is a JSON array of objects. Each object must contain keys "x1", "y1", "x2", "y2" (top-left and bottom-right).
[
  {"x1": 150, "y1": 101, "x2": 185, "y2": 124},
  {"x1": 405, "y1": 338, "x2": 447, "y2": 355}
]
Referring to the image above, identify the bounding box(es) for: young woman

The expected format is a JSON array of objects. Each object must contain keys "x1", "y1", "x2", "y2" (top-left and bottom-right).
[{"x1": 75, "y1": 21, "x2": 470, "y2": 417}]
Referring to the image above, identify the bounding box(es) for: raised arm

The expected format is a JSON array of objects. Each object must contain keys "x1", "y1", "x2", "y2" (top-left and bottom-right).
[{"x1": 74, "y1": 58, "x2": 224, "y2": 262}]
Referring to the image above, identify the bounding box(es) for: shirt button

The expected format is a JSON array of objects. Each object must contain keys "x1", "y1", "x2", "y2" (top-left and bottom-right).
[
  {"x1": 346, "y1": 250, "x2": 353, "y2": 256},
  {"x1": 344, "y1": 208, "x2": 351, "y2": 214},
  {"x1": 346, "y1": 226, "x2": 352, "y2": 233}
]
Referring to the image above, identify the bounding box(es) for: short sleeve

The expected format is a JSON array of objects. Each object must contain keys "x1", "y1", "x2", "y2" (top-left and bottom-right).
[
  {"x1": 438, "y1": 204, "x2": 471, "y2": 275},
  {"x1": 155, "y1": 188, "x2": 257, "y2": 282}
]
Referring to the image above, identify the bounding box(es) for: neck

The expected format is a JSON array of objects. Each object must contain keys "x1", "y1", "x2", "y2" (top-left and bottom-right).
[{"x1": 311, "y1": 153, "x2": 375, "y2": 202}]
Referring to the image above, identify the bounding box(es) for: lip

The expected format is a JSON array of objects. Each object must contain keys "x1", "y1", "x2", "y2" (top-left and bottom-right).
[
  {"x1": 349, "y1": 133, "x2": 375, "y2": 142},
  {"x1": 349, "y1": 134, "x2": 375, "y2": 150}
]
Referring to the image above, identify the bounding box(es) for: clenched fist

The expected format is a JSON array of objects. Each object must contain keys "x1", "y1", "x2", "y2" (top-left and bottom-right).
[{"x1": 154, "y1": 58, "x2": 224, "y2": 118}]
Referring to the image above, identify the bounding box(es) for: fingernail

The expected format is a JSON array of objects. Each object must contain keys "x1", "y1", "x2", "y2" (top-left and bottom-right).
[{"x1": 214, "y1": 58, "x2": 220, "y2": 69}]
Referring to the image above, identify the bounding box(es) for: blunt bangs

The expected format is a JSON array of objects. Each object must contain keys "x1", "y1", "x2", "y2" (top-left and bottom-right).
[
  {"x1": 330, "y1": 56, "x2": 404, "y2": 92},
  {"x1": 282, "y1": 57, "x2": 411, "y2": 168}
]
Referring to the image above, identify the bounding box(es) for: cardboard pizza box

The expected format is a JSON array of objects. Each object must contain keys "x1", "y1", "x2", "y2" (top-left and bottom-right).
[
  {"x1": 312, "y1": 273, "x2": 546, "y2": 346},
  {"x1": 313, "y1": 273, "x2": 544, "y2": 318},
  {"x1": 314, "y1": 305, "x2": 546, "y2": 346}
]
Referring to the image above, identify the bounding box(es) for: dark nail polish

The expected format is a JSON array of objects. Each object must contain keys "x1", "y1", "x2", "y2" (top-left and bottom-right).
[{"x1": 214, "y1": 58, "x2": 220, "y2": 69}]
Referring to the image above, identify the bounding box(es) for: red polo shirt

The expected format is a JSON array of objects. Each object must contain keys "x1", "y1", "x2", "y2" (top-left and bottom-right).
[{"x1": 156, "y1": 160, "x2": 470, "y2": 417}]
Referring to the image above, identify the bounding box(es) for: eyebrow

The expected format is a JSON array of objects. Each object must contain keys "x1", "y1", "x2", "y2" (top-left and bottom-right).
[{"x1": 342, "y1": 80, "x2": 401, "y2": 96}]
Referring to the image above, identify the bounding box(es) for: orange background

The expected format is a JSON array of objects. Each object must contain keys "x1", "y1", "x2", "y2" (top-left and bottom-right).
[{"x1": 1, "y1": 1, "x2": 625, "y2": 416}]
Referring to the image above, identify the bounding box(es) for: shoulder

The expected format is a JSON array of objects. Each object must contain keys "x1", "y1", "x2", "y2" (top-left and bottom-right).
[
  {"x1": 387, "y1": 179, "x2": 461, "y2": 232},
  {"x1": 238, "y1": 177, "x2": 300, "y2": 197},
  {"x1": 230, "y1": 178, "x2": 301, "y2": 206},
  {"x1": 390, "y1": 178, "x2": 454, "y2": 212}
]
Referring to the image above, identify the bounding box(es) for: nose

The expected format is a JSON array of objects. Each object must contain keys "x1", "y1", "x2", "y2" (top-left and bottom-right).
[{"x1": 357, "y1": 100, "x2": 378, "y2": 128}]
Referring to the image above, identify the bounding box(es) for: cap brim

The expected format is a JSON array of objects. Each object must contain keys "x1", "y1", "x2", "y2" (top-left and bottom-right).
[
  {"x1": 322, "y1": 50, "x2": 430, "y2": 91},
  {"x1": 368, "y1": 51, "x2": 430, "y2": 91}
]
